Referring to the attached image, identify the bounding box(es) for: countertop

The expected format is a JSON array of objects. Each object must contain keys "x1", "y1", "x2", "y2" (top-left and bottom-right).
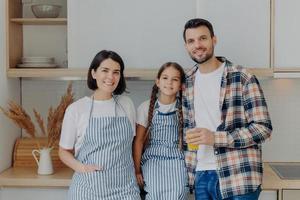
[
  {"x1": 0, "y1": 167, "x2": 72, "y2": 187},
  {"x1": 0, "y1": 163, "x2": 299, "y2": 189}
]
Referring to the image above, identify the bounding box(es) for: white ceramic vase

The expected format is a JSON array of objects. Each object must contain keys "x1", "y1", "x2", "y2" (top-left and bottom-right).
[{"x1": 32, "y1": 147, "x2": 54, "y2": 175}]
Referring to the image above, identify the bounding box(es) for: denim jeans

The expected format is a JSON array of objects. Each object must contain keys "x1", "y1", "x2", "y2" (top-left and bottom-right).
[{"x1": 194, "y1": 170, "x2": 261, "y2": 200}]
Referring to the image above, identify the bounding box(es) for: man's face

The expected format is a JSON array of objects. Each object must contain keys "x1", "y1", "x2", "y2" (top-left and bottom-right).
[{"x1": 184, "y1": 26, "x2": 216, "y2": 64}]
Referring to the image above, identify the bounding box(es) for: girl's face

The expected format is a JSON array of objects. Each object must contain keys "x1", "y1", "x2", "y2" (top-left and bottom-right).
[
  {"x1": 156, "y1": 66, "x2": 182, "y2": 97},
  {"x1": 92, "y1": 58, "x2": 121, "y2": 97}
]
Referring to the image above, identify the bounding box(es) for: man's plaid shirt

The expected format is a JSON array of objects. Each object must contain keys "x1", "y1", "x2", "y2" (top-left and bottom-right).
[{"x1": 182, "y1": 57, "x2": 272, "y2": 199}]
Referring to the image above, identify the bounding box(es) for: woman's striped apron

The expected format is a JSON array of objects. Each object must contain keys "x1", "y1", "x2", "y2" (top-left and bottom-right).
[
  {"x1": 141, "y1": 102, "x2": 188, "y2": 200},
  {"x1": 68, "y1": 97, "x2": 140, "y2": 200}
]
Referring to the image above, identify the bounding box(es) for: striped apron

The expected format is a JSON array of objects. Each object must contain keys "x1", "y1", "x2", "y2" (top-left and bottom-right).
[
  {"x1": 141, "y1": 103, "x2": 188, "y2": 200},
  {"x1": 68, "y1": 97, "x2": 140, "y2": 200}
]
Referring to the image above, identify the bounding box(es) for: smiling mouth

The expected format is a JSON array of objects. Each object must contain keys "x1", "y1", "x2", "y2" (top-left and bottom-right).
[{"x1": 103, "y1": 82, "x2": 114, "y2": 86}]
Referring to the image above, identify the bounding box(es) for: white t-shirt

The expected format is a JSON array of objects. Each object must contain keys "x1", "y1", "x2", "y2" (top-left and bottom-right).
[
  {"x1": 194, "y1": 62, "x2": 224, "y2": 171},
  {"x1": 137, "y1": 100, "x2": 177, "y2": 128},
  {"x1": 59, "y1": 95, "x2": 136, "y2": 156}
]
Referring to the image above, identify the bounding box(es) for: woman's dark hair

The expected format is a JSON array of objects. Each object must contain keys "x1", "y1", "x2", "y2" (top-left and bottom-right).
[
  {"x1": 145, "y1": 62, "x2": 186, "y2": 150},
  {"x1": 87, "y1": 50, "x2": 126, "y2": 95},
  {"x1": 183, "y1": 18, "x2": 215, "y2": 42}
]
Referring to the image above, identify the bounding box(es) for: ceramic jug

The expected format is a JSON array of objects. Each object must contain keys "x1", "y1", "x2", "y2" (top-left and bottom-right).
[{"x1": 32, "y1": 147, "x2": 54, "y2": 175}]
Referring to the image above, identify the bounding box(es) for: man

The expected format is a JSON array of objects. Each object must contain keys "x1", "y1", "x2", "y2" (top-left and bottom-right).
[{"x1": 182, "y1": 18, "x2": 272, "y2": 200}]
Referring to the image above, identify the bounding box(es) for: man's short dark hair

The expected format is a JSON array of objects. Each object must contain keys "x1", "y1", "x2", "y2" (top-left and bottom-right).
[{"x1": 183, "y1": 18, "x2": 215, "y2": 42}]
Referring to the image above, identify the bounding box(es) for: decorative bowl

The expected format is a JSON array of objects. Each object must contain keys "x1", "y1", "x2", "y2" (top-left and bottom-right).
[{"x1": 31, "y1": 4, "x2": 61, "y2": 18}]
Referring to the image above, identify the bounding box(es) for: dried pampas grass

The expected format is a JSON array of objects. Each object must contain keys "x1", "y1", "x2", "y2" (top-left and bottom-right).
[
  {"x1": 0, "y1": 101, "x2": 40, "y2": 149},
  {"x1": 0, "y1": 82, "x2": 74, "y2": 149},
  {"x1": 47, "y1": 83, "x2": 74, "y2": 148}
]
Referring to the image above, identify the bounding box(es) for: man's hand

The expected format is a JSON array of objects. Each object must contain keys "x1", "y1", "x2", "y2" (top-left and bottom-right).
[{"x1": 185, "y1": 128, "x2": 215, "y2": 146}]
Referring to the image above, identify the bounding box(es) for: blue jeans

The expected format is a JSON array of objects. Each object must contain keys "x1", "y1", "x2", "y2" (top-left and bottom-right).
[{"x1": 194, "y1": 170, "x2": 261, "y2": 200}]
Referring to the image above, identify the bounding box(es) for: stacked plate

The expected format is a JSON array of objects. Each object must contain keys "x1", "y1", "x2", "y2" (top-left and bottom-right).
[{"x1": 17, "y1": 57, "x2": 57, "y2": 68}]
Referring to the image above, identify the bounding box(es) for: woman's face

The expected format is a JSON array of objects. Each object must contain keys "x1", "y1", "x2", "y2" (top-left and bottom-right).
[{"x1": 92, "y1": 58, "x2": 121, "y2": 97}]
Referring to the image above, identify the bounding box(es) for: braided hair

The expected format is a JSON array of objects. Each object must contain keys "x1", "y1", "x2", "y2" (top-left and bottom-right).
[{"x1": 144, "y1": 62, "x2": 185, "y2": 150}]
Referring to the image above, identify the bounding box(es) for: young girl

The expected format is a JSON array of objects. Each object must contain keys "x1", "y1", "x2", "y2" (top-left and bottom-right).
[
  {"x1": 59, "y1": 50, "x2": 140, "y2": 200},
  {"x1": 133, "y1": 62, "x2": 188, "y2": 199}
]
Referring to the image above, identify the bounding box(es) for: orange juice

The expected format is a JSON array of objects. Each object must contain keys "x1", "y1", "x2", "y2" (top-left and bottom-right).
[{"x1": 187, "y1": 143, "x2": 199, "y2": 151}]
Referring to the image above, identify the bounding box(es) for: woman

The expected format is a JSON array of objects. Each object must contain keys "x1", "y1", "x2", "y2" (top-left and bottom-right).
[{"x1": 59, "y1": 50, "x2": 140, "y2": 200}]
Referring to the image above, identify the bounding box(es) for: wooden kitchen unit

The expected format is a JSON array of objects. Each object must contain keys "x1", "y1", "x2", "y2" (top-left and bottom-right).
[{"x1": 0, "y1": 163, "x2": 299, "y2": 200}]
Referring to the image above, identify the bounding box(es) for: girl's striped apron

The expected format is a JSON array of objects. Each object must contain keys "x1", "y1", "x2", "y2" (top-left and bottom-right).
[
  {"x1": 142, "y1": 102, "x2": 188, "y2": 200},
  {"x1": 68, "y1": 97, "x2": 140, "y2": 200}
]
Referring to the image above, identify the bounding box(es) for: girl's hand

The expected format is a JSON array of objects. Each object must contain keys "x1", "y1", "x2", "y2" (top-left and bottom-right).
[
  {"x1": 77, "y1": 163, "x2": 103, "y2": 173},
  {"x1": 135, "y1": 173, "x2": 144, "y2": 188}
]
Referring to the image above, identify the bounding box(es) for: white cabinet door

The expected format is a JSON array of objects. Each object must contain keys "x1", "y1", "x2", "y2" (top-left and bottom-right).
[
  {"x1": 274, "y1": 0, "x2": 300, "y2": 68},
  {"x1": 68, "y1": 0, "x2": 196, "y2": 69},
  {"x1": 196, "y1": 0, "x2": 270, "y2": 68},
  {"x1": 259, "y1": 190, "x2": 277, "y2": 200},
  {"x1": 182, "y1": 190, "x2": 277, "y2": 200},
  {"x1": 1, "y1": 188, "x2": 68, "y2": 200},
  {"x1": 283, "y1": 190, "x2": 300, "y2": 200}
]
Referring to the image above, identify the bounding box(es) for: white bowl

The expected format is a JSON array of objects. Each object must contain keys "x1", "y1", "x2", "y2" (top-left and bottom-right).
[
  {"x1": 31, "y1": 4, "x2": 61, "y2": 18},
  {"x1": 22, "y1": 57, "x2": 54, "y2": 63}
]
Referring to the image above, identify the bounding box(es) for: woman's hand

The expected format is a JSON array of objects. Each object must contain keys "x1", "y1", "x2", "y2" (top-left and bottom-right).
[
  {"x1": 77, "y1": 163, "x2": 103, "y2": 173},
  {"x1": 135, "y1": 172, "x2": 144, "y2": 188}
]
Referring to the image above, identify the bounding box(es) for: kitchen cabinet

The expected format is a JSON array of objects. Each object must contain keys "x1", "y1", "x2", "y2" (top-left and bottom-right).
[
  {"x1": 274, "y1": 0, "x2": 300, "y2": 72},
  {"x1": 0, "y1": 188, "x2": 67, "y2": 200},
  {"x1": 196, "y1": 0, "x2": 271, "y2": 69},
  {"x1": 260, "y1": 191, "x2": 277, "y2": 200},
  {"x1": 67, "y1": 0, "x2": 196, "y2": 70},
  {"x1": 283, "y1": 190, "x2": 300, "y2": 200},
  {"x1": 6, "y1": 0, "x2": 67, "y2": 73},
  {"x1": 6, "y1": 0, "x2": 272, "y2": 78}
]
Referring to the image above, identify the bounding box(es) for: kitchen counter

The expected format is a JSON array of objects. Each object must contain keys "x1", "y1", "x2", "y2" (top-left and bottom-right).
[
  {"x1": 0, "y1": 163, "x2": 299, "y2": 189},
  {"x1": 263, "y1": 162, "x2": 300, "y2": 190},
  {"x1": 0, "y1": 167, "x2": 72, "y2": 187}
]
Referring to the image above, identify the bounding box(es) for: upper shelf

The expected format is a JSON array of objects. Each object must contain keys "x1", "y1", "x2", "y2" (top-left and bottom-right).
[
  {"x1": 10, "y1": 18, "x2": 67, "y2": 25},
  {"x1": 7, "y1": 68, "x2": 274, "y2": 80}
]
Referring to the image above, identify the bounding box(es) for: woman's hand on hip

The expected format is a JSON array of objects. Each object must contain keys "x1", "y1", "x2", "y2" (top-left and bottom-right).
[
  {"x1": 77, "y1": 163, "x2": 103, "y2": 173},
  {"x1": 135, "y1": 172, "x2": 144, "y2": 188}
]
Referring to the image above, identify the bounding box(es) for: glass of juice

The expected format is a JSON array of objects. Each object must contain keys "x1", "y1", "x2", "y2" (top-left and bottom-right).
[{"x1": 186, "y1": 129, "x2": 199, "y2": 151}]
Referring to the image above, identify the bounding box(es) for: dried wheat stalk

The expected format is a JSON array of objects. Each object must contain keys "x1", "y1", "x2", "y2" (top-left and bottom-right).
[
  {"x1": 33, "y1": 109, "x2": 46, "y2": 136},
  {"x1": 0, "y1": 101, "x2": 41, "y2": 149},
  {"x1": 47, "y1": 82, "x2": 74, "y2": 148},
  {"x1": 0, "y1": 82, "x2": 74, "y2": 150}
]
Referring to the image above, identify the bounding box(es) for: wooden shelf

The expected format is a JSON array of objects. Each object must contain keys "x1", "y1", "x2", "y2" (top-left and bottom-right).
[
  {"x1": 10, "y1": 18, "x2": 67, "y2": 25},
  {"x1": 274, "y1": 67, "x2": 300, "y2": 73},
  {"x1": 7, "y1": 68, "x2": 274, "y2": 79},
  {"x1": 7, "y1": 68, "x2": 159, "y2": 80},
  {"x1": 248, "y1": 68, "x2": 274, "y2": 78}
]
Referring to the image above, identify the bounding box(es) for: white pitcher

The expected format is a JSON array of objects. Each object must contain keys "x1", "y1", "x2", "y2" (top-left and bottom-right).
[{"x1": 32, "y1": 147, "x2": 54, "y2": 175}]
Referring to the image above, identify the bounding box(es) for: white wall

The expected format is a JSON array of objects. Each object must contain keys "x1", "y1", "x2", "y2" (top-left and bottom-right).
[{"x1": 0, "y1": 0, "x2": 21, "y2": 172}]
